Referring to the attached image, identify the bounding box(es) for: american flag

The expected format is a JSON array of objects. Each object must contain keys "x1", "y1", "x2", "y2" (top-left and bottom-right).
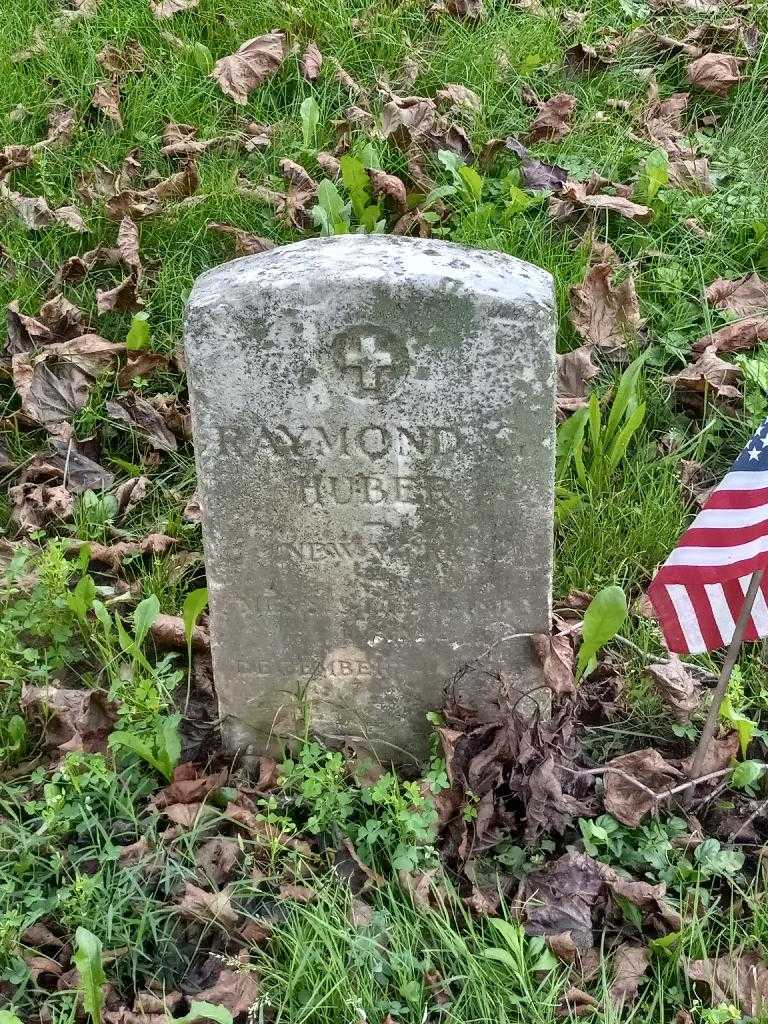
[{"x1": 648, "y1": 417, "x2": 768, "y2": 654}]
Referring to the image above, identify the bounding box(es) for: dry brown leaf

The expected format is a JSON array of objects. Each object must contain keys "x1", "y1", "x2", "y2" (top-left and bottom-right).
[
  {"x1": 178, "y1": 882, "x2": 239, "y2": 930},
  {"x1": 10, "y1": 478, "x2": 74, "y2": 531},
  {"x1": 556, "y1": 345, "x2": 599, "y2": 418},
  {"x1": 665, "y1": 345, "x2": 742, "y2": 406},
  {"x1": 207, "y1": 221, "x2": 275, "y2": 256},
  {"x1": 242, "y1": 159, "x2": 318, "y2": 230},
  {"x1": 504, "y1": 137, "x2": 567, "y2": 192},
  {"x1": 114, "y1": 475, "x2": 149, "y2": 513},
  {"x1": 648, "y1": 656, "x2": 699, "y2": 722},
  {"x1": 20, "y1": 684, "x2": 118, "y2": 753},
  {"x1": 211, "y1": 32, "x2": 287, "y2": 104},
  {"x1": 609, "y1": 943, "x2": 650, "y2": 1006},
  {"x1": 279, "y1": 884, "x2": 316, "y2": 903},
  {"x1": 688, "y1": 953, "x2": 768, "y2": 1017},
  {"x1": 106, "y1": 163, "x2": 199, "y2": 221},
  {"x1": 429, "y1": 0, "x2": 486, "y2": 18},
  {"x1": 194, "y1": 967, "x2": 260, "y2": 1016},
  {"x1": 118, "y1": 351, "x2": 169, "y2": 388},
  {"x1": 31, "y1": 106, "x2": 77, "y2": 151},
  {"x1": 300, "y1": 42, "x2": 322, "y2": 81},
  {"x1": 531, "y1": 633, "x2": 575, "y2": 694},
  {"x1": 551, "y1": 179, "x2": 652, "y2": 225},
  {"x1": 526, "y1": 93, "x2": 576, "y2": 143},
  {"x1": 569, "y1": 263, "x2": 642, "y2": 357},
  {"x1": 13, "y1": 351, "x2": 94, "y2": 430},
  {"x1": 97, "y1": 276, "x2": 143, "y2": 314},
  {"x1": 668, "y1": 157, "x2": 712, "y2": 193},
  {"x1": 154, "y1": 764, "x2": 227, "y2": 807},
  {"x1": 150, "y1": 612, "x2": 210, "y2": 653},
  {"x1": 91, "y1": 81, "x2": 123, "y2": 126},
  {"x1": 98, "y1": 39, "x2": 144, "y2": 75},
  {"x1": 367, "y1": 169, "x2": 407, "y2": 211},
  {"x1": 1, "y1": 185, "x2": 86, "y2": 231},
  {"x1": 693, "y1": 317, "x2": 768, "y2": 355},
  {"x1": 380, "y1": 94, "x2": 471, "y2": 158},
  {"x1": 68, "y1": 532, "x2": 178, "y2": 571},
  {"x1": 196, "y1": 838, "x2": 242, "y2": 886},
  {"x1": 565, "y1": 41, "x2": 618, "y2": 74},
  {"x1": 603, "y1": 748, "x2": 682, "y2": 826},
  {"x1": 435, "y1": 83, "x2": 482, "y2": 113},
  {"x1": 687, "y1": 53, "x2": 741, "y2": 96},
  {"x1": 106, "y1": 394, "x2": 178, "y2": 450},
  {"x1": 706, "y1": 273, "x2": 768, "y2": 317},
  {"x1": 681, "y1": 729, "x2": 739, "y2": 776},
  {"x1": 150, "y1": 0, "x2": 200, "y2": 16},
  {"x1": 0, "y1": 145, "x2": 32, "y2": 182}
]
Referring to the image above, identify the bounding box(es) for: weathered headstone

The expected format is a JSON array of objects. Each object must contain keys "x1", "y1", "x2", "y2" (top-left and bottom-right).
[{"x1": 185, "y1": 235, "x2": 555, "y2": 762}]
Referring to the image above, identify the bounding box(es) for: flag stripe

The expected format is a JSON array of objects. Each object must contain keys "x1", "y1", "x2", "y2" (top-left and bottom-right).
[
  {"x1": 666, "y1": 584, "x2": 707, "y2": 652},
  {"x1": 706, "y1": 485, "x2": 768, "y2": 510},
  {"x1": 694, "y1": 506, "x2": 768, "y2": 529},
  {"x1": 647, "y1": 416, "x2": 768, "y2": 654},
  {"x1": 665, "y1": 534, "x2": 768, "y2": 567}
]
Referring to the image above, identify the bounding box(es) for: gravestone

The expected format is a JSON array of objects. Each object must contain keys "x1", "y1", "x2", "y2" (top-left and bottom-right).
[{"x1": 184, "y1": 235, "x2": 555, "y2": 763}]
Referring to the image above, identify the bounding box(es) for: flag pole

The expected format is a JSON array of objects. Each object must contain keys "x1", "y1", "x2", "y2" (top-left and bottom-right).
[{"x1": 689, "y1": 568, "x2": 765, "y2": 782}]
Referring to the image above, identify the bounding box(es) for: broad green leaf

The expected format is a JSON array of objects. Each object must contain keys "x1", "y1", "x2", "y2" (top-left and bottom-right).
[
  {"x1": 481, "y1": 947, "x2": 518, "y2": 969},
  {"x1": 720, "y1": 696, "x2": 757, "y2": 757},
  {"x1": 576, "y1": 585, "x2": 627, "y2": 679},
  {"x1": 300, "y1": 96, "x2": 320, "y2": 149},
  {"x1": 458, "y1": 164, "x2": 484, "y2": 201},
  {"x1": 488, "y1": 917, "x2": 522, "y2": 950},
  {"x1": 606, "y1": 352, "x2": 646, "y2": 440},
  {"x1": 587, "y1": 391, "x2": 601, "y2": 452},
  {"x1": 92, "y1": 599, "x2": 112, "y2": 637},
  {"x1": 315, "y1": 179, "x2": 349, "y2": 235},
  {"x1": 340, "y1": 154, "x2": 370, "y2": 221},
  {"x1": 160, "y1": 714, "x2": 182, "y2": 776},
  {"x1": 0, "y1": 1012, "x2": 24, "y2": 1024},
  {"x1": 133, "y1": 594, "x2": 160, "y2": 647},
  {"x1": 126, "y1": 313, "x2": 150, "y2": 351},
  {"x1": 636, "y1": 149, "x2": 668, "y2": 203},
  {"x1": 73, "y1": 927, "x2": 106, "y2": 1024},
  {"x1": 556, "y1": 405, "x2": 588, "y2": 477},
  {"x1": 171, "y1": 1001, "x2": 234, "y2": 1024},
  {"x1": 606, "y1": 401, "x2": 646, "y2": 469},
  {"x1": 183, "y1": 588, "x2": 209, "y2": 648},
  {"x1": 190, "y1": 42, "x2": 213, "y2": 73},
  {"x1": 731, "y1": 759, "x2": 766, "y2": 789},
  {"x1": 109, "y1": 729, "x2": 161, "y2": 774},
  {"x1": 67, "y1": 574, "x2": 96, "y2": 621}
]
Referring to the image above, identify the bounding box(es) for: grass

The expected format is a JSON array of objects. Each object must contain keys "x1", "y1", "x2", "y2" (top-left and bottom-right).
[{"x1": 2, "y1": 0, "x2": 768, "y2": 1021}]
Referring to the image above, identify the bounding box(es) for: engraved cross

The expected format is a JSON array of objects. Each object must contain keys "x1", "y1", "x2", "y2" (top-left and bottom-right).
[{"x1": 344, "y1": 335, "x2": 393, "y2": 390}]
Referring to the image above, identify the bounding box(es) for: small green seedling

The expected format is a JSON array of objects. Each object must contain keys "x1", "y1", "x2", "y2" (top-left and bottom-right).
[
  {"x1": 73, "y1": 927, "x2": 106, "y2": 1024},
  {"x1": 300, "y1": 96, "x2": 320, "y2": 150},
  {"x1": 169, "y1": 1002, "x2": 234, "y2": 1024},
  {"x1": 126, "y1": 312, "x2": 150, "y2": 350},
  {"x1": 576, "y1": 585, "x2": 627, "y2": 679}
]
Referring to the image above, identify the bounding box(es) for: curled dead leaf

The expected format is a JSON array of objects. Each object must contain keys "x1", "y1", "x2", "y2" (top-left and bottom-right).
[
  {"x1": 665, "y1": 346, "x2": 741, "y2": 409},
  {"x1": 531, "y1": 632, "x2": 575, "y2": 694},
  {"x1": 569, "y1": 263, "x2": 643, "y2": 358},
  {"x1": 20, "y1": 684, "x2": 118, "y2": 753},
  {"x1": 556, "y1": 345, "x2": 599, "y2": 419},
  {"x1": 1, "y1": 184, "x2": 86, "y2": 232},
  {"x1": 300, "y1": 42, "x2": 322, "y2": 81},
  {"x1": 106, "y1": 394, "x2": 178, "y2": 451},
  {"x1": 603, "y1": 748, "x2": 682, "y2": 826},
  {"x1": 211, "y1": 32, "x2": 287, "y2": 104},
  {"x1": 647, "y1": 656, "x2": 699, "y2": 722},
  {"x1": 367, "y1": 168, "x2": 407, "y2": 211},
  {"x1": 178, "y1": 882, "x2": 239, "y2": 931},
  {"x1": 505, "y1": 137, "x2": 567, "y2": 192},
  {"x1": 526, "y1": 93, "x2": 576, "y2": 144},
  {"x1": 687, "y1": 53, "x2": 741, "y2": 96},
  {"x1": 150, "y1": 0, "x2": 200, "y2": 15},
  {"x1": 207, "y1": 221, "x2": 275, "y2": 256},
  {"x1": 609, "y1": 943, "x2": 650, "y2": 1006},
  {"x1": 91, "y1": 81, "x2": 123, "y2": 126},
  {"x1": 688, "y1": 953, "x2": 768, "y2": 1017}
]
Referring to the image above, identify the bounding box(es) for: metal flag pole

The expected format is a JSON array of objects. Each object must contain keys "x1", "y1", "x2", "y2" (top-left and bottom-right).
[{"x1": 689, "y1": 568, "x2": 766, "y2": 782}]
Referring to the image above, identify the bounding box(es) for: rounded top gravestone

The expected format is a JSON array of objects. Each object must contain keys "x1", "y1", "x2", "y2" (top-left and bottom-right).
[{"x1": 184, "y1": 235, "x2": 556, "y2": 763}]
